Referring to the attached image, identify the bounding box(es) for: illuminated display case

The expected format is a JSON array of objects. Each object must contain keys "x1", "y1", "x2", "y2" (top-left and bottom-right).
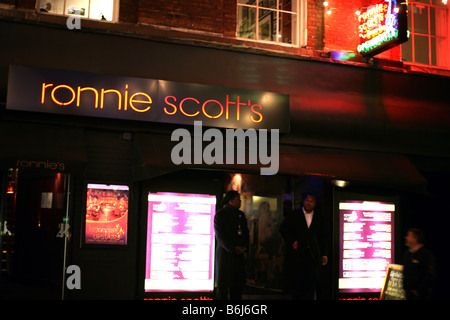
[
  {"x1": 84, "y1": 183, "x2": 129, "y2": 246},
  {"x1": 334, "y1": 191, "x2": 400, "y2": 299}
]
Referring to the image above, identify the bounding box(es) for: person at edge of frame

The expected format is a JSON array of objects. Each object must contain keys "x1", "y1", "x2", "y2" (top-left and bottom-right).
[{"x1": 403, "y1": 228, "x2": 437, "y2": 300}]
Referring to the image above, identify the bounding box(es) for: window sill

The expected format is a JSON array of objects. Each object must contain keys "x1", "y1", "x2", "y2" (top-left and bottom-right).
[{"x1": 403, "y1": 62, "x2": 450, "y2": 77}]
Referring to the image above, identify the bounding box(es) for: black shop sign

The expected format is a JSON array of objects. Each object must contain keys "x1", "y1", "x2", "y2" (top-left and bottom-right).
[{"x1": 6, "y1": 65, "x2": 290, "y2": 132}]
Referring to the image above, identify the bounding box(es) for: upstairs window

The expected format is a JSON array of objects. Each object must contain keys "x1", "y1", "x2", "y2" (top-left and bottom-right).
[
  {"x1": 402, "y1": 1, "x2": 449, "y2": 68},
  {"x1": 237, "y1": 0, "x2": 305, "y2": 46},
  {"x1": 37, "y1": 0, "x2": 118, "y2": 22}
]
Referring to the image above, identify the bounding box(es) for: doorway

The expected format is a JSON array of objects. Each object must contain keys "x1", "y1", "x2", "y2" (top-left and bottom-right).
[{"x1": 0, "y1": 169, "x2": 71, "y2": 299}]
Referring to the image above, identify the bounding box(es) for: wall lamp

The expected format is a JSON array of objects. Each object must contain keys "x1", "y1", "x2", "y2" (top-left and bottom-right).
[{"x1": 331, "y1": 179, "x2": 350, "y2": 188}]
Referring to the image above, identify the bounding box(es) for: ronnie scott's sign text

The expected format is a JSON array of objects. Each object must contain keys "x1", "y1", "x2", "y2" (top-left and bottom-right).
[
  {"x1": 6, "y1": 65, "x2": 289, "y2": 132},
  {"x1": 357, "y1": 0, "x2": 408, "y2": 57}
]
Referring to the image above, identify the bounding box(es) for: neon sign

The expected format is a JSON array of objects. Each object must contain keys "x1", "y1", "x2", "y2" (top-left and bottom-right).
[
  {"x1": 6, "y1": 65, "x2": 290, "y2": 132},
  {"x1": 357, "y1": 0, "x2": 408, "y2": 57},
  {"x1": 145, "y1": 192, "x2": 216, "y2": 292}
]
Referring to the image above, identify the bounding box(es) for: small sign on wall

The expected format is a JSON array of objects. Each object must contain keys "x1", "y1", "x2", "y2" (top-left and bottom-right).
[{"x1": 41, "y1": 192, "x2": 53, "y2": 209}]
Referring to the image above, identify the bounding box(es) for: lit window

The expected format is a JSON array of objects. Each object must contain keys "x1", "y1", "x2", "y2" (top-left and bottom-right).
[
  {"x1": 402, "y1": 1, "x2": 449, "y2": 68},
  {"x1": 237, "y1": 0, "x2": 305, "y2": 46},
  {"x1": 37, "y1": 0, "x2": 118, "y2": 22}
]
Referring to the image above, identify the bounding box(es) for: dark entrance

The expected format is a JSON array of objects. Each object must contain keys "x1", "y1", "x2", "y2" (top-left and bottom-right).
[{"x1": 0, "y1": 169, "x2": 70, "y2": 299}]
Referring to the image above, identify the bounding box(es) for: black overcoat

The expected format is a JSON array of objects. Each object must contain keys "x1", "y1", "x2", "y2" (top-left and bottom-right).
[
  {"x1": 214, "y1": 205, "x2": 249, "y2": 287},
  {"x1": 279, "y1": 209, "x2": 328, "y2": 293}
]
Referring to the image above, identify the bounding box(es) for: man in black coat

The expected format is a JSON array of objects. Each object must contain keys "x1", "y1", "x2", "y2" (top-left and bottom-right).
[
  {"x1": 279, "y1": 194, "x2": 328, "y2": 299},
  {"x1": 214, "y1": 190, "x2": 249, "y2": 300},
  {"x1": 403, "y1": 228, "x2": 437, "y2": 300}
]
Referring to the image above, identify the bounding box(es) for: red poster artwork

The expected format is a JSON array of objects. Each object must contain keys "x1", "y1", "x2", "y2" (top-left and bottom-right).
[{"x1": 85, "y1": 184, "x2": 129, "y2": 245}]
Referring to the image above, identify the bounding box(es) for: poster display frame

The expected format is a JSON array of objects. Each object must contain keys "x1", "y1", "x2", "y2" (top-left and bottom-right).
[
  {"x1": 137, "y1": 177, "x2": 222, "y2": 300},
  {"x1": 333, "y1": 190, "x2": 401, "y2": 299},
  {"x1": 81, "y1": 181, "x2": 131, "y2": 248}
]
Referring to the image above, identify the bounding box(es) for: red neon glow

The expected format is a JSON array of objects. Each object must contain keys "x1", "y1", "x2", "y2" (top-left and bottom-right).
[{"x1": 358, "y1": 3, "x2": 389, "y2": 43}]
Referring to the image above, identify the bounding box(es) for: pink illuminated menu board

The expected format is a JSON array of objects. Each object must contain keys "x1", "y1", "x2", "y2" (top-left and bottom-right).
[
  {"x1": 339, "y1": 200, "x2": 395, "y2": 293},
  {"x1": 145, "y1": 192, "x2": 216, "y2": 292},
  {"x1": 85, "y1": 184, "x2": 129, "y2": 245}
]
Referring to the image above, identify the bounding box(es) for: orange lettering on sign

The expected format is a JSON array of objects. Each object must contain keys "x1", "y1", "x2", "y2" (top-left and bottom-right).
[
  {"x1": 41, "y1": 82, "x2": 152, "y2": 112},
  {"x1": 40, "y1": 82, "x2": 266, "y2": 124}
]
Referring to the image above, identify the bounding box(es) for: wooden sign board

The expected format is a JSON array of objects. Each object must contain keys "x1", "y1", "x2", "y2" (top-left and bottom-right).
[{"x1": 380, "y1": 264, "x2": 406, "y2": 300}]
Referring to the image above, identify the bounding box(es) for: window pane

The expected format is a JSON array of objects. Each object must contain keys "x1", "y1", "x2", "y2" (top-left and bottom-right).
[
  {"x1": 38, "y1": 0, "x2": 64, "y2": 14},
  {"x1": 431, "y1": 36, "x2": 437, "y2": 66},
  {"x1": 238, "y1": 6, "x2": 257, "y2": 39},
  {"x1": 401, "y1": 36, "x2": 413, "y2": 62},
  {"x1": 238, "y1": 0, "x2": 299, "y2": 45},
  {"x1": 259, "y1": 0, "x2": 277, "y2": 9},
  {"x1": 414, "y1": 35, "x2": 430, "y2": 64},
  {"x1": 430, "y1": 7, "x2": 436, "y2": 36},
  {"x1": 259, "y1": 9, "x2": 276, "y2": 41},
  {"x1": 413, "y1": 4, "x2": 429, "y2": 35},
  {"x1": 239, "y1": 0, "x2": 256, "y2": 5},
  {"x1": 66, "y1": 0, "x2": 89, "y2": 17},
  {"x1": 89, "y1": 0, "x2": 115, "y2": 21},
  {"x1": 280, "y1": 0, "x2": 292, "y2": 12},
  {"x1": 279, "y1": 11, "x2": 294, "y2": 44}
]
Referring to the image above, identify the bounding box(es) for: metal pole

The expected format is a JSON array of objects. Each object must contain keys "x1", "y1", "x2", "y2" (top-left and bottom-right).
[{"x1": 61, "y1": 174, "x2": 71, "y2": 300}]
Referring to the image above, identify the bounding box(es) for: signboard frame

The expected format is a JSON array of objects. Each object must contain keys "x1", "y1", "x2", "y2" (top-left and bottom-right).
[
  {"x1": 333, "y1": 190, "x2": 401, "y2": 299},
  {"x1": 357, "y1": 0, "x2": 409, "y2": 57},
  {"x1": 82, "y1": 181, "x2": 130, "y2": 247},
  {"x1": 6, "y1": 64, "x2": 290, "y2": 133},
  {"x1": 380, "y1": 263, "x2": 406, "y2": 300}
]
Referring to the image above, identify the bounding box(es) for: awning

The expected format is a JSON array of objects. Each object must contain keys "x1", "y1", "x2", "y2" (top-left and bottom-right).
[
  {"x1": 134, "y1": 133, "x2": 427, "y2": 188},
  {"x1": 0, "y1": 121, "x2": 87, "y2": 171},
  {"x1": 277, "y1": 145, "x2": 427, "y2": 188}
]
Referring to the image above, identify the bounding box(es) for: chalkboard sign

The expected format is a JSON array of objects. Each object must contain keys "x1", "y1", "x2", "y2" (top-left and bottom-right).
[{"x1": 380, "y1": 264, "x2": 406, "y2": 300}]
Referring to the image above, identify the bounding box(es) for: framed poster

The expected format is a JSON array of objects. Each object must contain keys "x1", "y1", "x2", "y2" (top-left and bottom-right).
[
  {"x1": 85, "y1": 183, "x2": 129, "y2": 245},
  {"x1": 338, "y1": 198, "x2": 397, "y2": 294},
  {"x1": 145, "y1": 192, "x2": 216, "y2": 292}
]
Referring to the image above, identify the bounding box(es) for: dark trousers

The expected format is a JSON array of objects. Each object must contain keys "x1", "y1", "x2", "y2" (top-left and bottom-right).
[{"x1": 292, "y1": 254, "x2": 320, "y2": 300}]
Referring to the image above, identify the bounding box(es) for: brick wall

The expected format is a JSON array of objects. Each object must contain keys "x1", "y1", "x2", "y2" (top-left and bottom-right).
[
  {"x1": 0, "y1": 0, "x2": 405, "y2": 58},
  {"x1": 306, "y1": 0, "x2": 325, "y2": 50},
  {"x1": 118, "y1": 0, "x2": 138, "y2": 23},
  {"x1": 322, "y1": 0, "x2": 371, "y2": 52},
  {"x1": 135, "y1": 0, "x2": 227, "y2": 34},
  {"x1": 11, "y1": 0, "x2": 34, "y2": 9}
]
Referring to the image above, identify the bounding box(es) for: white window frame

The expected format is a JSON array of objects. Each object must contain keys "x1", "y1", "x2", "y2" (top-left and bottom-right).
[
  {"x1": 402, "y1": 1, "x2": 449, "y2": 69},
  {"x1": 236, "y1": 0, "x2": 306, "y2": 47},
  {"x1": 36, "y1": 0, "x2": 119, "y2": 23}
]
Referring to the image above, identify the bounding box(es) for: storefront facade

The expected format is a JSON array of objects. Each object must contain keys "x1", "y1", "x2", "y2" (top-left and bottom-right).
[{"x1": 1, "y1": 7, "x2": 450, "y2": 300}]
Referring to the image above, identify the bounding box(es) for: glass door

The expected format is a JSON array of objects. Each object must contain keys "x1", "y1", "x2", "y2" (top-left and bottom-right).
[{"x1": 0, "y1": 169, "x2": 71, "y2": 300}]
